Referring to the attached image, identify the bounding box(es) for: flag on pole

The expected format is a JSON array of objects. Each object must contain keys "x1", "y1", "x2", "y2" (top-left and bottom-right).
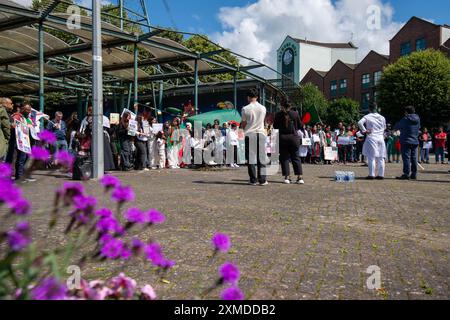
[{"x1": 301, "y1": 105, "x2": 321, "y2": 125}]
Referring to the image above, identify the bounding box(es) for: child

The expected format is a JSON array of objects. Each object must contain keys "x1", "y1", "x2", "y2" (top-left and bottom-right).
[
  {"x1": 434, "y1": 126, "x2": 447, "y2": 164},
  {"x1": 156, "y1": 131, "x2": 166, "y2": 169},
  {"x1": 227, "y1": 123, "x2": 239, "y2": 168}
]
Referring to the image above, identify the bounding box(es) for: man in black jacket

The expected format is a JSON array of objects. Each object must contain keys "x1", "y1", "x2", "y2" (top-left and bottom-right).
[{"x1": 394, "y1": 106, "x2": 421, "y2": 180}]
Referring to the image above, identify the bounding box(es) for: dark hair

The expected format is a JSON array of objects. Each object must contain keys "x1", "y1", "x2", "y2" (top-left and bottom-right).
[
  {"x1": 368, "y1": 102, "x2": 377, "y2": 113},
  {"x1": 247, "y1": 88, "x2": 259, "y2": 99},
  {"x1": 405, "y1": 106, "x2": 415, "y2": 114},
  {"x1": 280, "y1": 97, "x2": 293, "y2": 128}
]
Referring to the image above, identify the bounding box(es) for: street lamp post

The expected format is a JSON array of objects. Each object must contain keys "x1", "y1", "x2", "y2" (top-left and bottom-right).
[{"x1": 92, "y1": 0, "x2": 104, "y2": 179}]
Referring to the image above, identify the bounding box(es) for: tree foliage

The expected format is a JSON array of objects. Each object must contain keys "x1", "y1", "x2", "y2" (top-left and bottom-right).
[
  {"x1": 290, "y1": 83, "x2": 328, "y2": 120},
  {"x1": 326, "y1": 98, "x2": 361, "y2": 128},
  {"x1": 378, "y1": 49, "x2": 450, "y2": 127}
]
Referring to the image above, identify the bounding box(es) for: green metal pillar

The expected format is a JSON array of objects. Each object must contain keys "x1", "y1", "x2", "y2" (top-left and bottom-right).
[
  {"x1": 113, "y1": 90, "x2": 118, "y2": 113},
  {"x1": 194, "y1": 59, "x2": 199, "y2": 114},
  {"x1": 158, "y1": 81, "x2": 163, "y2": 111},
  {"x1": 119, "y1": 0, "x2": 124, "y2": 31},
  {"x1": 38, "y1": 21, "x2": 44, "y2": 121},
  {"x1": 133, "y1": 44, "x2": 139, "y2": 114},
  {"x1": 233, "y1": 72, "x2": 238, "y2": 110},
  {"x1": 127, "y1": 82, "x2": 132, "y2": 110}
]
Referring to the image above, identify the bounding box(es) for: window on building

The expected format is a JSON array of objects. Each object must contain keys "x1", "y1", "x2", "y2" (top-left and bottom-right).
[
  {"x1": 374, "y1": 91, "x2": 379, "y2": 103},
  {"x1": 362, "y1": 74, "x2": 371, "y2": 89},
  {"x1": 339, "y1": 79, "x2": 347, "y2": 94},
  {"x1": 416, "y1": 38, "x2": 427, "y2": 51},
  {"x1": 374, "y1": 71, "x2": 382, "y2": 86},
  {"x1": 400, "y1": 41, "x2": 411, "y2": 56},
  {"x1": 330, "y1": 80, "x2": 337, "y2": 96},
  {"x1": 361, "y1": 93, "x2": 371, "y2": 113}
]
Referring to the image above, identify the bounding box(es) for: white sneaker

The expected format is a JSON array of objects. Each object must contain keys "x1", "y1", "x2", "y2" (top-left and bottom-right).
[
  {"x1": 296, "y1": 179, "x2": 305, "y2": 185},
  {"x1": 260, "y1": 181, "x2": 269, "y2": 186},
  {"x1": 143, "y1": 168, "x2": 150, "y2": 172},
  {"x1": 234, "y1": 164, "x2": 240, "y2": 168},
  {"x1": 284, "y1": 179, "x2": 291, "y2": 184},
  {"x1": 248, "y1": 182, "x2": 257, "y2": 186},
  {"x1": 230, "y1": 164, "x2": 236, "y2": 168},
  {"x1": 208, "y1": 161, "x2": 217, "y2": 166}
]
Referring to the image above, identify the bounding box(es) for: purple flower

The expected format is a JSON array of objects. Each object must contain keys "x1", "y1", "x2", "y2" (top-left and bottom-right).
[
  {"x1": 100, "y1": 237, "x2": 125, "y2": 260},
  {"x1": 125, "y1": 208, "x2": 146, "y2": 224},
  {"x1": 112, "y1": 186, "x2": 135, "y2": 203},
  {"x1": 58, "y1": 182, "x2": 84, "y2": 198},
  {"x1": 145, "y1": 243, "x2": 165, "y2": 266},
  {"x1": 30, "y1": 277, "x2": 67, "y2": 300},
  {"x1": 31, "y1": 146, "x2": 50, "y2": 162},
  {"x1": 7, "y1": 229, "x2": 31, "y2": 252},
  {"x1": 100, "y1": 175, "x2": 121, "y2": 190},
  {"x1": 38, "y1": 130, "x2": 57, "y2": 145},
  {"x1": 219, "y1": 263, "x2": 240, "y2": 284},
  {"x1": 99, "y1": 234, "x2": 113, "y2": 245},
  {"x1": 6, "y1": 198, "x2": 31, "y2": 216},
  {"x1": 109, "y1": 273, "x2": 136, "y2": 300},
  {"x1": 55, "y1": 150, "x2": 75, "y2": 169},
  {"x1": 221, "y1": 287, "x2": 244, "y2": 300},
  {"x1": 121, "y1": 246, "x2": 132, "y2": 260},
  {"x1": 212, "y1": 233, "x2": 231, "y2": 253},
  {"x1": 73, "y1": 195, "x2": 97, "y2": 213},
  {"x1": 140, "y1": 285, "x2": 156, "y2": 300},
  {"x1": 131, "y1": 238, "x2": 144, "y2": 255},
  {"x1": 95, "y1": 208, "x2": 113, "y2": 219},
  {"x1": 16, "y1": 221, "x2": 30, "y2": 233},
  {"x1": 160, "y1": 259, "x2": 176, "y2": 269},
  {"x1": 146, "y1": 209, "x2": 166, "y2": 225},
  {"x1": 0, "y1": 182, "x2": 22, "y2": 204},
  {"x1": 0, "y1": 163, "x2": 12, "y2": 179},
  {"x1": 96, "y1": 217, "x2": 124, "y2": 235},
  {"x1": 6, "y1": 221, "x2": 31, "y2": 252}
]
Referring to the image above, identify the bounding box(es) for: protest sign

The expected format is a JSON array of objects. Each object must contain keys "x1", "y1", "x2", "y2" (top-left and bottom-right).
[
  {"x1": 128, "y1": 120, "x2": 138, "y2": 136},
  {"x1": 121, "y1": 108, "x2": 136, "y2": 121},
  {"x1": 152, "y1": 123, "x2": 163, "y2": 134},
  {"x1": 324, "y1": 147, "x2": 338, "y2": 161},
  {"x1": 15, "y1": 120, "x2": 31, "y2": 154},
  {"x1": 110, "y1": 113, "x2": 120, "y2": 125},
  {"x1": 302, "y1": 138, "x2": 312, "y2": 146}
]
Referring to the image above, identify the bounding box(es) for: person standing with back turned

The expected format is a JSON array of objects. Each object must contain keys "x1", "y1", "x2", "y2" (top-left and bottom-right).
[
  {"x1": 358, "y1": 103, "x2": 387, "y2": 180},
  {"x1": 394, "y1": 106, "x2": 421, "y2": 180},
  {"x1": 241, "y1": 89, "x2": 268, "y2": 186}
]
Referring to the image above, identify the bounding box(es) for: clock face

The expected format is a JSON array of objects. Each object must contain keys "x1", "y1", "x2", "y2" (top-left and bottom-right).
[{"x1": 283, "y1": 49, "x2": 293, "y2": 65}]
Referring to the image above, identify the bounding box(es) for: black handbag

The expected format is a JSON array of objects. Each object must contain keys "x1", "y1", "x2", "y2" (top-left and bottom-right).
[{"x1": 72, "y1": 155, "x2": 93, "y2": 181}]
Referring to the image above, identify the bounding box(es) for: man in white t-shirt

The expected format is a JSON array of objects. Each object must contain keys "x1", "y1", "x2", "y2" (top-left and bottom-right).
[{"x1": 241, "y1": 88, "x2": 268, "y2": 186}]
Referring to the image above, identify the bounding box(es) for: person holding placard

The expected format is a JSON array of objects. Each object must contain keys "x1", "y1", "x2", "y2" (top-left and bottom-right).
[
  {"x1": 419, "y1": 128, "x2": 431, "y2": 164},
  {"x1": 118, "y1": 112, "x2": 134, "y2": 171},
  {"x1": 358, "y1": 103, "x2": 387, "y2": 180}
]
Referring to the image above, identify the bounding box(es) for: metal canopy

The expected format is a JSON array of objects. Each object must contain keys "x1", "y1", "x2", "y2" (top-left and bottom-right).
[{"x1": 0, "y1": 0, "x2": 286, "y2": 102}]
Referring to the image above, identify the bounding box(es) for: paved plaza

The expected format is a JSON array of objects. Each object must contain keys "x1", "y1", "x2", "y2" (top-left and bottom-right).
[{"x1": 22, "y1": 163, "x2": 450, "y2": 300}]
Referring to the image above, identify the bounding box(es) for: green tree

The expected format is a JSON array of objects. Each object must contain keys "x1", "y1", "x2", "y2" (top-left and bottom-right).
[
  {"x1": 291, "y1": 83, "x2": 328, "y2": 121},
  {"x1": 183, "y1": 35, "x2": 243, "y2": 82},
  {"x1": 326, "y1": 98, "x2": 360, "y2": 128},
  {"x1": 378, "y1": 49, "x2": 450, "y2": 127}
]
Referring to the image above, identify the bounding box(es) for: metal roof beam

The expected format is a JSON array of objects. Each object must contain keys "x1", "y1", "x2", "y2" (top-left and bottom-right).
[
  {"x1": 40, "y1": 0, "x2": 62, "y2": 19},
  {"x1": 0, "y1": 16, "x2": 39, "y2": 32}
]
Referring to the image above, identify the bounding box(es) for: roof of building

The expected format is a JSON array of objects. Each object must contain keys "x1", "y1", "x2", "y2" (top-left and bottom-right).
[
  {"x1": 390, "y1": 16, "x2": 448, "y2": 41},
  {"x1": 291, "y1": 38, "x2": 358, "y2": 49}
]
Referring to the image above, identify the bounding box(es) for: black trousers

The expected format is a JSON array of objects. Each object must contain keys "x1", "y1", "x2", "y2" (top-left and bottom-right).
[
  {"x1": 135, "y1": 140, "x2": 148, "y2": 170},
  {"x1": 245, "y1": 134, "x2": 267, "y2": 184},
  {"x1": 280, "y1": 134, "x2": 303, "y2": 177}
]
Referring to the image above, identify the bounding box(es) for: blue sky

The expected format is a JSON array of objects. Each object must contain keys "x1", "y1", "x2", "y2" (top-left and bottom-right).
[{"x1": 142, "y1": 0, "x2": 449, "y2": 34}]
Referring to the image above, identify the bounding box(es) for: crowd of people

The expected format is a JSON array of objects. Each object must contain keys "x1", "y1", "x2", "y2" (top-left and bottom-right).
[{"x1": 0, "y1": 93, "x2": 449, "y2": 184}]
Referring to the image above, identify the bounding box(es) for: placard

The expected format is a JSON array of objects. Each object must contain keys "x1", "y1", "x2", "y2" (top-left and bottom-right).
[
  {"x1": 121, "y1": 108, "x2": 136, "y2": 121},
  {"x1": 15, "y1": 120, "x2": 31, "y2": 154},
  {"x1": 338, "y1": 137, "x2": 350, "y2": 145},
  {"x1": 423, "y1": 141, "x2": 432, "y2": 150},
  {"x1": 110, "y1": 113, "x2": 120, "y2": 125},
  {"x1": 324, "y1": 147, "x2": 338, "y2": 161},
  {"x1": 312, "y1": 134, "x2": 320, "y2": 143},
  {"x1": 152, "y1": 123, "x2": 163, "y2": 134},
  {"x1": 29, "y1": 126, "x2": 40, "y2": 141},
  {"x1": 128, "y1": 119, "x2": 138, "y2": 136},
  {"x1": 302, "y1": 138, "x2": 312, "y2": 146}
]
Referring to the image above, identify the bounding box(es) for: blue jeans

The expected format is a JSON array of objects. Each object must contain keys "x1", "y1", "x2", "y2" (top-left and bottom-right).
[
  {"x1": 401, "y1": 144, "x2": 418, "y2": 177},
  {"x1": 435, "y1": 147, "x2": 445, "y2": 163},
  {"x1": 421, "y1": 148, "x2": 429, "y2": 162},
  {"x1": 15, "y1": 150, "x2": 28, "y2": 180},
  {"x1": 56, "y1": 140, "x2": 68, "y2": 151}
]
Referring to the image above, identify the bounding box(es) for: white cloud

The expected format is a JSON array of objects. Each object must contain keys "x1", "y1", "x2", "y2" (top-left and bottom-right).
[{"x1": 213, "y1": 0, "x2": 403, "y2": 77}]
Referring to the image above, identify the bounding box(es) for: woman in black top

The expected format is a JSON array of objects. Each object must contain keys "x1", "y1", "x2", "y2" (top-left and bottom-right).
[{"x1": 273, "y1": 98, "x2": 304, "y2": 184}]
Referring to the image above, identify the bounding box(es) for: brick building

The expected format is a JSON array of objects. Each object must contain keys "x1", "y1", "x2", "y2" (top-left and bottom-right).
[
  {"x1": 390, "y1": 16, "x2": 450, "y2": 62},
  {"x1": 323, "y1": 61, "x2": 357, "y2": 101},
  {"x1": 297, "y1": 16, "x2": 450, "y2": 111}
]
